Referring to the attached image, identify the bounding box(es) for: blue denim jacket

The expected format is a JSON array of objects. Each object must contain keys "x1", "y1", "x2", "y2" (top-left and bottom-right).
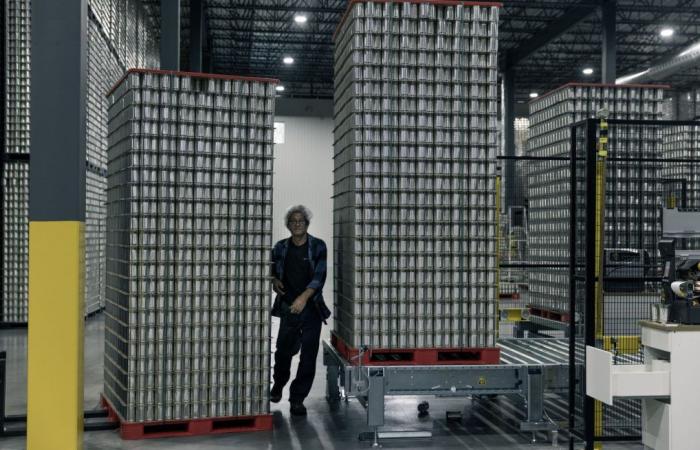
[{"x1": 270, "y1": 233, "x2": 331, "y2": 322}]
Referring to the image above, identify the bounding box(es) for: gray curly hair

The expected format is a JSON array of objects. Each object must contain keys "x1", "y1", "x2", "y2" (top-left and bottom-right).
[{"x1": 285, "y1": 204, "x2": 313, "y2": 226}]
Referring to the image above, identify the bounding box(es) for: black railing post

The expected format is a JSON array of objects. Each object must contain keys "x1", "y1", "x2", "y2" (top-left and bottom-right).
[
  {"x1": 584, "y1": 118, "x2": 598, "y2": 450},
  {"x1": 568, "y1": 123, "x2": 579, "y2": 450}
]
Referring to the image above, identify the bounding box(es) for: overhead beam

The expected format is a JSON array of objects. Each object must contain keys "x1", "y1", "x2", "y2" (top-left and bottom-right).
[
  {"x1": 602, "y1": 0, "x2": 617, "y2": 82},
  {"x1": 160, "y1": 0, "x2": 180, "y2": 70},
  {"x1": 208, "y1": 27, "x2": 333, "y2": 37},
  {"x1": 207, "y1": 3, "x2": 345, "y2": 14},
  {"x1": 504, "y1": 3, "x2": 598, "y2": 68},
  {"x1": 189, "y1": 0, "x2": 203, "y2": 72}
]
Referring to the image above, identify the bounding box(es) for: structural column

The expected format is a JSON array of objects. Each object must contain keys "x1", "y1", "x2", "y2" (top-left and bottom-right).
[
  {"x1": 160, "y1": 0, "x2": 181, "y2": 70},
  {"x1": 502, "y1": 69, "x2": 517, "y2": 211},
  {"x1": 602, "y1": 0, "x2": 617, "y2": 83},
  {"x1": 27, "y1": 1, "x2": 87, "y2": 449},
  {"x1": 189, "y1": 0, "x2": 203, "y2": 72}
]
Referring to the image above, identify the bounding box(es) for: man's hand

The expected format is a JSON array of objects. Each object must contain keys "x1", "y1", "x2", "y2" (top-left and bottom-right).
[
  {"x1": 289, "y1": 295, "x2": 308, "y2": 314},
  {"x1": 272, "y1": 278, "x2": 286, "y2": 296}
]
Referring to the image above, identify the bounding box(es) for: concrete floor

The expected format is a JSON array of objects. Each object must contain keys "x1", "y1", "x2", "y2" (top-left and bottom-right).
[{"x1": 0, "y1": 314, "x2": 647, "y2": 449}]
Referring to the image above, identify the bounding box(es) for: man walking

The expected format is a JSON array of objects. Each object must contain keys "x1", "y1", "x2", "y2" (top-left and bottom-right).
[{"x1": 269, "y1": 205, "x2": 331, "y2": 416}]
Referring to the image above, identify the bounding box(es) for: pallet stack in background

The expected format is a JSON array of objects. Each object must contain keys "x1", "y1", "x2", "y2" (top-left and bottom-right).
[
  {"x1": 661, "y1": 124, "x2": 700, "y2": 250},
  {"x1": 333, "y1": 0, "x2": 500, "y2": 354},
  {"x1": 103, "y1": 69, "x2": 275, "y2": 433},
  {"x1": 0, "y1": 0, "x2": 160, "y2": 322},
  {"x1": 2, "y1": 0, "x2": 31, "y2": 323},
  {"x1": 526, "y1": 83, "x2": 666, "y2": 317}
]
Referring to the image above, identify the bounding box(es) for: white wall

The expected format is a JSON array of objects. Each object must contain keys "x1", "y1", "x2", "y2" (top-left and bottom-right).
[{"x1": 272, "y1": 115, "x2": 334, "y2": 319}]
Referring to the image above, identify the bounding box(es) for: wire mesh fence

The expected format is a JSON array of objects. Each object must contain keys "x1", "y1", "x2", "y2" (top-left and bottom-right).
[{"x1": 571, "y1": 118, "x2": 700, "y2": 445}]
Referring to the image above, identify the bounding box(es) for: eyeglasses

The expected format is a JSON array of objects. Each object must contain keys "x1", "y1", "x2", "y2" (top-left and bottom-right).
[{"x1": 288, "y1": 220, "x2": 307, "y2": 226}]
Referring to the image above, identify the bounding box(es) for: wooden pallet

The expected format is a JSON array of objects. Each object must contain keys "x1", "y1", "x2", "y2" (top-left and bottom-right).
[
  {"x1": 100, "y1": 394, "x2": 273, "y2": 440},
  {"x1": 331, "y1": 332, "x2": 500, "y2": 366}
]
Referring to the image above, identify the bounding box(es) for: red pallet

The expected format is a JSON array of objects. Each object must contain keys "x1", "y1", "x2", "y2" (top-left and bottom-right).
[
  {"x1": 100, "y1": 394, "x2": 273, "y2": 440},
  {"x1": 528, "y1": 307, "x2": 571, "y2": 323},
  {"x1": 331, "y1": 332, "x2": 500, "y2": 366}
]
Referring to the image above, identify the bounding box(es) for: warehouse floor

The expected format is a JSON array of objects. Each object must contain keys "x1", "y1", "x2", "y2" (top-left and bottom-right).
[{"x1": 0, "y1": 315, "x2": 647, "y2": 449}]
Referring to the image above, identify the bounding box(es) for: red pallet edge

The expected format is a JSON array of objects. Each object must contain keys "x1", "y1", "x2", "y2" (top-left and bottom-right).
[
  {"x1": 106, "y1": 68, "x2": 280, "y2": 98},
  {"x1": 99, "y1": 393, "x2": 272, "y2": 440},
  {"x1": 333, "y1": 0, "x2": 503, "y2": 42},
  {"x1": 331, "y1": 332, "x2": 500, "y2": 366},
  {"x1": 499, "y1": 292, "x2": 520, "y2": 300},
  {"x1": 528, "y1": 307, "x2": 571, "y2": 323}
]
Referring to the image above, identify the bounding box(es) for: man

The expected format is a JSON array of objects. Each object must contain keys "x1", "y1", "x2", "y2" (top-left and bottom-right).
[{"x1": 269, "y1": 205, "x2": 331, "y2": 416}]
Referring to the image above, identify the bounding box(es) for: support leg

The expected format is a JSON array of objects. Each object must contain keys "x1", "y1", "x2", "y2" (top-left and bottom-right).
[
  {"x1": 326, "y1": 363, "x2": 340, "y2": 403},
  {"x1": 521, "y1": 367, "x2": 557, "y2": 438},
  {"x1": 527, "y1": 368, "x2": 545, "y2": 425},
  {"x1": 366, "y1": 368, "x2": 385, "y2": 447}
]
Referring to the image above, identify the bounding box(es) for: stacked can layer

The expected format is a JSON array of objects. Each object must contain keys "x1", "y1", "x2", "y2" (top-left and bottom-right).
[
  {"x1": 1, "y1": 0, "x2": 159, "y2": 323},
  {"x1": 104, "y1": 70, "x2": 276, "y2": 422},
  {"x1": 333, "y1": 1, "x2": 500, "y2": 349},
  {"x1": 661, "y1": 124, "x2": 700, "y2": 249},
  {"x1": 527, "y1": 83, "x2": 666, "y2": 314}
]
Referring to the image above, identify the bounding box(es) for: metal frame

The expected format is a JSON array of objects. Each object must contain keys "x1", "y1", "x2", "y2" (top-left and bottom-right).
[
  {"x1": 132, "y1": 0, "x2": 700, "y2": 99},
  {"x1": 570, "y1": 117, "x2": 700, "y2": 450},
  {"x1": 323, "y1": 339, "x2": 580, "y2": 445}
]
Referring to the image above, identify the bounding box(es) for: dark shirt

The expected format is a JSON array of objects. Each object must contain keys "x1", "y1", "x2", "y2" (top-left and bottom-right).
[
  {"x1": 282, "y1": 241, "x2": 311, "y2": 304},
  {"x1": 270, "y1": 233, "x2": 331, "y2": 320}
]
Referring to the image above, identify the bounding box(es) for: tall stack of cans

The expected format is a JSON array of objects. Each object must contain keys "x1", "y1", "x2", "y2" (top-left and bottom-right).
[
  {"x1": 0, "y1": 0, "x2": 159, "y2": 323},
  {"x1": 84, "y1": 0, "x2": 160, "y2": 316},
  {"x1": 104, "y1": 69, "x2": 276, "y2": 423},
  {"x1": 2, "y1": 0, "x2": 31, "y2": 323},
  {"x1": 333, "y1": 0, "x2": 500, "y2": 350},
  {"x1": 527, "y1": 83, "x2": 666, "y2": 314}
]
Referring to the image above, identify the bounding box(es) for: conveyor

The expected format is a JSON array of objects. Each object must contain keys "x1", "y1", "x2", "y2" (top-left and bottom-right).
[{"x1": 322, "y1": 338, "x2": 602, "y2": 446}]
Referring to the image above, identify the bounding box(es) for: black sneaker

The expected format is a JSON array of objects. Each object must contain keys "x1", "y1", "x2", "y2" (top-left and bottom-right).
[
  {"x1": 290, "y1": 402, "x2": 307, "y2": 416},
  {"x1": 270, "y1": 385, "x2": 283, "y2": 403}
]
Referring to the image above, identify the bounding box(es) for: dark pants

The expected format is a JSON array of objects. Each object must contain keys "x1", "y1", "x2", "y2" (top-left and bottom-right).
[{"x1": 272, "y1": 306, "x2": 322, "y2": 403}]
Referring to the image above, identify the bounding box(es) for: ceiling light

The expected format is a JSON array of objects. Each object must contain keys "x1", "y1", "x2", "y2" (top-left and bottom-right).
[
  {"x1": 276, "y1": 85, "x2": 285, "y2": 92},
  {"x1": 283, "y1": 56, "x2": 294, "y2": 65},
  {"x1": 294, "y1": 14, "x2": 307, "y2": 24},
  {"x1": 660, "y1": 28, "x2": 674, "y2": 38},
  {"x1": 529, "y1": 92, "x2": 538, "y2": 99},
  {"x1": 582, "y1": 67, "x2": 594, "y2": 75}
]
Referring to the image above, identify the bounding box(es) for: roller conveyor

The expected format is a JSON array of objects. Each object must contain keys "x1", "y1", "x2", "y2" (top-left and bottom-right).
[{"x1": 322, "y1": 337, "x2": 596, "y2": 445}]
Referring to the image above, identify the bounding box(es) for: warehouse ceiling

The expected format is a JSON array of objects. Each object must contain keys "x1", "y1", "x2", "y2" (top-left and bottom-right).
[{"x1": 141, "y1": 0, "x2": 700, "y2": 101}]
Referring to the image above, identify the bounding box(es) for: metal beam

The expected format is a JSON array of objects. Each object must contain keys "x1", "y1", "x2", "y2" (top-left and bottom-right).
[
  {"x1": 189, "y1": 0, "x2": 203, "y2": 72},
  {"x1": 160, "y1": 0, "x2": 180, "y2": 70},
  {"x1": 28, "y1": 1, "x2": 87, "y2": 449},
  {"x1": 602, "y1": 0, "x2": 617, "y2": 83},
  {"x1": 504, "y1": 3, "x2": 598, "y2": 68},
  {"x1": 206, "y1": 2, "x2": 345, "y2": 15}
]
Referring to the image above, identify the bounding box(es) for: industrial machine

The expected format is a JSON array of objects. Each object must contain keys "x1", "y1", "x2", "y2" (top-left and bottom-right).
[
  {"x1": 657, "y1": 238, "x2": 700, "y2": 324},
  {"x1": 323, "y1": 339, "x2": 581, "y2": 446}
]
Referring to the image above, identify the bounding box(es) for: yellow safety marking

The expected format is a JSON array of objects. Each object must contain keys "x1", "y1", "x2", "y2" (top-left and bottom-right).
[
  {"x1": 603, "y1": 336, "x2": 641, "y2": 355},
  {"x1": 27, "y1": 221, "x2": 85, "y2": 450},
  {"x1": 500, "y1": 308, "x2": 527, "y2": 322},
  {"x1": 594, "y1": 119, "x2": 608, "y2": 450},
  {"x1": 478, "y1": 376, "x2": 487, "y2": 385}
]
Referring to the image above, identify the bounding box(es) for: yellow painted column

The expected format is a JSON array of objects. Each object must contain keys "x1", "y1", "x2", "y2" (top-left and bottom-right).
[{"x1": 27, "y1": 222, "x2": 85, "y2": 450}]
